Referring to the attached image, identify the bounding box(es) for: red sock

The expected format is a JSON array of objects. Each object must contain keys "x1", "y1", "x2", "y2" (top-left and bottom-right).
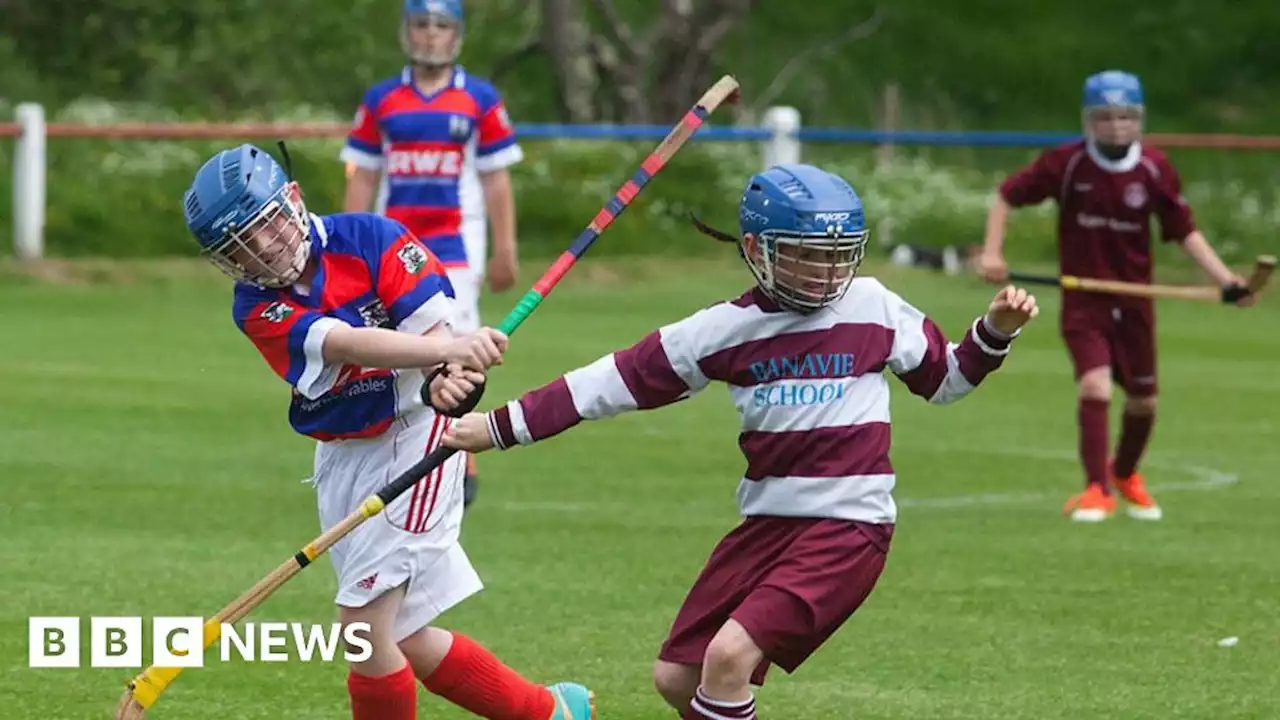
[
  {"x1": 683, "y1": 686, "x2": 757, "y2": 719},
  {"x1": 1078, "y1": 398, "x2": 1110, "y2": 492},
  {"x1": 348, "y1": 662, "x2": 417, "y2": 720},
  {"x1": 420, "y1": 632, "x2": 554, "y2": 720},
  {"x1": 1113, "y1": 410, "x2": 1154, "y2": 478}
]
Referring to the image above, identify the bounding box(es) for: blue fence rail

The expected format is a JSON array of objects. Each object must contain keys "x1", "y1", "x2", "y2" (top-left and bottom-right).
[{"x1": 8, "y1": 102, "x2": 1280, "y2": 260}]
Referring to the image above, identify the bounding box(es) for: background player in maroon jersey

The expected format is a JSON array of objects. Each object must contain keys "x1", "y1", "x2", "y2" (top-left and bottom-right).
[
  {"x1": 342, "y1": 0, "x2": 525, "y2": 509},
  {"x1": 977, "y1": 70, "x2": 1254, "y2": 522}
]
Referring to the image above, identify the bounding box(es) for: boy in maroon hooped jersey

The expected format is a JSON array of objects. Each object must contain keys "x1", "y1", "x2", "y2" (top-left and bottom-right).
[{"x1": 978, "y1": 69, "x2": 1255, "y2": 523}]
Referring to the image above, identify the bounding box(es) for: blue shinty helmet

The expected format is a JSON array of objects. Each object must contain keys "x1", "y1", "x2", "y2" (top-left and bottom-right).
[
  {"x1": 182, "y1": 144, "x2": 312, "y2": 288},
  {"x1": 737, "y1": 164, "x2": 871, "y2": 312},
  {"x1": 1083, "y1": 70, "x2": 1144, "y2": 110},
  {"x1": 1081, "y1": 70, "x2": 1145, "y2": 153},
  {"x1": 402, "y1": 0, "x2": 464, "y2": 68}
]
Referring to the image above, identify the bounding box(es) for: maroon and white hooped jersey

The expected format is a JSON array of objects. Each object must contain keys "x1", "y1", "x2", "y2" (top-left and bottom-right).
[{"x1": 485, "y1": 278, "x2": 1016, "y2": 524}]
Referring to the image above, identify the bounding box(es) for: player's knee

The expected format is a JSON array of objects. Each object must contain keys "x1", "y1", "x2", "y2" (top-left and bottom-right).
[
  {"x1": 1077, "y1": 368, "x2": 1112, "y2": 401},
  {"x1": 398, "y1": 626, "x2": 452, "y2": 678},
  {"x1": 1125, "y1": 394, "x2": 1157, "y2": 415},
  {"x1": 702, "y1": 621, "x2": 765, "y2": 685},
  {"x1": 653, "y1": 660, "x2": 699, "y2": 709}
]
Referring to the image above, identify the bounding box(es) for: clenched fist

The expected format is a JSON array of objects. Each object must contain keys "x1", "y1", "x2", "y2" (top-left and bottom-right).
[
  {"x1": 444, "y1": 327, "x2": 508, "y2": 371},
  {"x1": 985, "y1": 285, "x2": 1039, "y2": 335},
  {"x1": 427, "y1": 364, "x2": 486, "y2": 414},
  {"x1": 977, "y1": 250, "x2": 1010, "y2": 284}
]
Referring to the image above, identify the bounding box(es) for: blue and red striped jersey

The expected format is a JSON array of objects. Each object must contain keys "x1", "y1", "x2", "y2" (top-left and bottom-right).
[
  {"x1": 233, "y1": 212, "x2": 455, "y2": 441},
  {"x1": 340, "y1": 66, "x2": 523, "y2": 269}
]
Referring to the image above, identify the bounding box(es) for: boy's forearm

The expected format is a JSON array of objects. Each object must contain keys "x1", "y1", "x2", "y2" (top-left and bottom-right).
[
  {"x1": 982, "y1": 195, "x2": 1010, "y2": 253},
  {"x1": 323, "y1": 325, "x2": 449, "y2": 369},
  {"x1": 482, "y1": 171, "x2": 516, "y2": 254},
  {"x1": 1180, "y1": 231, "x2": 1236, "y2": 285},
  {"x1": 343, "y1": 167, "x2": 379, "y2": 213}
]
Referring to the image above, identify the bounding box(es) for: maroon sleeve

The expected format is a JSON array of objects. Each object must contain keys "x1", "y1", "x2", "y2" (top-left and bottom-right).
[
  {"x1": 485, "y1": 325, "x2": 700, "y2": 449},
  {"x1": 999, "y1": 148, "x2": 1066, "y2": 208},
  {"x1": 1150, "y1": 153, "x2": 1196, "y2": 242}
]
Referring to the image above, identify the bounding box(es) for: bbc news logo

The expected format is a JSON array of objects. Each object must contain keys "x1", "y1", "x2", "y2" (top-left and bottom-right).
[{"x1": 28, "y1": 617, "x2": 373, "y2": 668}]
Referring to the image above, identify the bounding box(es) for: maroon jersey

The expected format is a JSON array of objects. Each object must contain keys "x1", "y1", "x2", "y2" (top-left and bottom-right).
[{"x1": 999, "y1": 141, "x2": 1195, "y2": 311}]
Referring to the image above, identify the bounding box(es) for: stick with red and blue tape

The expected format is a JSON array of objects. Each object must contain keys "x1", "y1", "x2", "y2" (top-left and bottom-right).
[
  {"x1": 113, "y1": 74, "x2": 741, "y2": 720},
  {"x1": 498, "y1": 73, "x2": 742, "y2": 335}
]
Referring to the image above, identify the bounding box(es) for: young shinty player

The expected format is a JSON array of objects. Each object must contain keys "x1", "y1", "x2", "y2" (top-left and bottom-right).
[
  {"x1": 441, "y1": 164, "x2": 1040, "y2": 719},
  {"x1": 978, "y1": 69, "x2": 1255, "y2": 522},
  {"x1": 182, "y1": 143, "x2": 593, "y2": 720},
  {"x1": 342, "y1": 0, "x2": 525, "y2": 509}
]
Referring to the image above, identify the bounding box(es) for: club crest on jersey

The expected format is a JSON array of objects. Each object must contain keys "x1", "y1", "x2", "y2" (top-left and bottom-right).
[
  {"x1": 397, "y1": 242, "x2": 429, "y2": 275},
  {"x1": 448, "y1": 115, "x2": 471, "y2": 142},
  {"x1": 260, "y1": 302, "x2": 294, "y2": 323},
  {"x1": 1124, "y1": 182, "x2": 1148, "y2": 209},
  {"x1": 357, "y1": 298, "x2": 392, "y2": 329}
]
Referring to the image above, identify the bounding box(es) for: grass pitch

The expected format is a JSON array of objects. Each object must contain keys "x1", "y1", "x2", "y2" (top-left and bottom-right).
[{"x1": 2, "y1": 257, "x2": 1277, "y2": 719}]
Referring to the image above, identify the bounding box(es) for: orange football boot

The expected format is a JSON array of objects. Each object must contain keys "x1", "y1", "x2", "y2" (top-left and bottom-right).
[
  {"x1": 1112, "y1": 462, "x2": 1162, "y2": 520},
  {"x1": 1063, "y1": 483, "x2": 1117, "y2": 523}
]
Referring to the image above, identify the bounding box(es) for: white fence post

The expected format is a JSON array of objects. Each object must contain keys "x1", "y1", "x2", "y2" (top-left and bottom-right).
[
  {"x1": 761, "y1": 106, "x2": 801, "y2": 170},
  {"x1": 14, "y1": 103, "x2": 47, "y2": 261}
]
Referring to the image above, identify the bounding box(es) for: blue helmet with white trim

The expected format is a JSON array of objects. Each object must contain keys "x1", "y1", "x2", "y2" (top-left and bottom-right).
[
  {"x1": 736, "y1": 164, "x2": 870, "y2": 312},
  {"x1": 182, "y1": 144, "x2": 312, "y2": 288},
  {"x1": 401, "y1": 0, "x2": 464, "y2": 69},
  {"x1": 1081, "y1": 70, "x2": 1145, "y2": 157}
]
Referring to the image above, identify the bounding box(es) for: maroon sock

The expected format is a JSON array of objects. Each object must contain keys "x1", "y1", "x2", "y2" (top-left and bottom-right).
[
  {"x1": 1113, "y1": 411, "x2": 1154, "y2": 478},
  {"x1": 1078, "y1": 398, "x2": 1110, "y2": 493}
]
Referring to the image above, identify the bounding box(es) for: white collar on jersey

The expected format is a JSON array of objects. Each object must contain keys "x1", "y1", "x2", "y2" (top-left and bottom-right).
[
  {"x1": 399, "y1": 65, "x2": 467, "y2": 89},
  {"x1": 1086, "y1": 140, "x2": 1142, "y2": 174},
  {"x1": 309, "y1": 212, "x2": 329, "y2": 248}
]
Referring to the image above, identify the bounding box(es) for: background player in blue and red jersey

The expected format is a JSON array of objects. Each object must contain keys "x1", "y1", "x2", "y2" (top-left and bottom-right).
[
  {"x1": 978, "y1": 70, "x2": 1255, "y2": 523},
  {"x1": 183, "y1": 143, "x2": 594, "y2": 720},
  {"x1": 341, "y1": 0, "x2": 524, "y2": 508}
]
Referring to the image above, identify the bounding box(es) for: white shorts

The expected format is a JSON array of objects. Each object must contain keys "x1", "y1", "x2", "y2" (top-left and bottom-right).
[
  {"x1": 462, "y1": 217, "x2": 487, "y2": 281},
  {"x1": 446, "y1": 265, "x2": 482, "y2": 335},
  {"x1": 312, "y1": 409, "x2": 480, "y2": 642}
]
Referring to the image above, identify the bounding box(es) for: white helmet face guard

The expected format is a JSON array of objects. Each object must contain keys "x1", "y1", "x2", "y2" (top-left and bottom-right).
[
  {"x1": 1083, "y1": 105, "x2": 1144, "y2": 148},
  {"x1": 204, "y1": 183, "x2": 311, "y2": 288},
  {"x1": 401, "y1": 12, "x2": 462, "y2": 68},
  {"x1": 744, "y1": 229, "x2": 870, "y2": 312}
]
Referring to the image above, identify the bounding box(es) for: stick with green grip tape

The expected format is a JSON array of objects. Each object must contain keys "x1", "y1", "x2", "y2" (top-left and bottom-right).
[{"x1": 114, "y1": 73, "x2": 740, "y2": 720}]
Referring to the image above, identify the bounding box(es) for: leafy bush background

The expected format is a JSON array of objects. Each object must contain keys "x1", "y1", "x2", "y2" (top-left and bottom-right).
[{"x1": 3, "y1": 0, "x2": 1278, "y2": 267}]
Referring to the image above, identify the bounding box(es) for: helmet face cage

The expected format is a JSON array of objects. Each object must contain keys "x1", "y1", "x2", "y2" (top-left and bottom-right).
[
  {"x1": 1083, "y1": 104, "x2": 1144, "y2": 149},
  {"x1": 743, "y1": 228, "x2": 870, "y2": 312},
  {"x1": 401, "y1": 11, "x2": 462, "y2": 69},
  {"x1": 204, "y1": 182, "x2": 311, "y2": 288}
]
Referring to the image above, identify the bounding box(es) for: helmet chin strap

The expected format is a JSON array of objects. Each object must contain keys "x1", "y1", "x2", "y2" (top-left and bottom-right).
[
  {"x1": 410, "y1": 54, "x2": 452, "y2": 71},
  {"x1": 1092, "y1": 140, "x2": 1133, "y2": 161}
]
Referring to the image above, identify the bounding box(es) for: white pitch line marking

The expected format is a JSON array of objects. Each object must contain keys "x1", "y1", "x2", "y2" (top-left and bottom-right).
[{"x1": 494, "y1": 448, "x2": 1238, "y2": 515}]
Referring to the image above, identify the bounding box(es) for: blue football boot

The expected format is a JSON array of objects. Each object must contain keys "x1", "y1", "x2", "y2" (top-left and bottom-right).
[{"x1": 547, "y1": 681, "x2": 595, "y2": 719}]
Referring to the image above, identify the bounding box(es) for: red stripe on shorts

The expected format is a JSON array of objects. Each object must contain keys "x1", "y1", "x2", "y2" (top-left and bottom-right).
[
  {"x1": 416, "y1": 416, "x2": 449, "y2": 534},
  {"x1": 406, "y1": 414, "x2": 445, "y2": 532}
]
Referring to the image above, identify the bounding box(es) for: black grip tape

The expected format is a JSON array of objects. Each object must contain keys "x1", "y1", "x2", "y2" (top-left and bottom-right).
[
  {"x1": 420, "y1": 365, "x2": 487, "y2": 418},
  {"x1": 1222, "y1": 283, "x2": 1251, "y2": 304}
]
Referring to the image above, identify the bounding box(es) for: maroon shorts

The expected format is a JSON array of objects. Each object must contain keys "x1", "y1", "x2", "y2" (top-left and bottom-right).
[
  {"x1": 657, "y1": 516, "x2": 893, "y2": 686},
  {"x1": 1061, "y1": 302, "x2": 1157, "y2": 397}
]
